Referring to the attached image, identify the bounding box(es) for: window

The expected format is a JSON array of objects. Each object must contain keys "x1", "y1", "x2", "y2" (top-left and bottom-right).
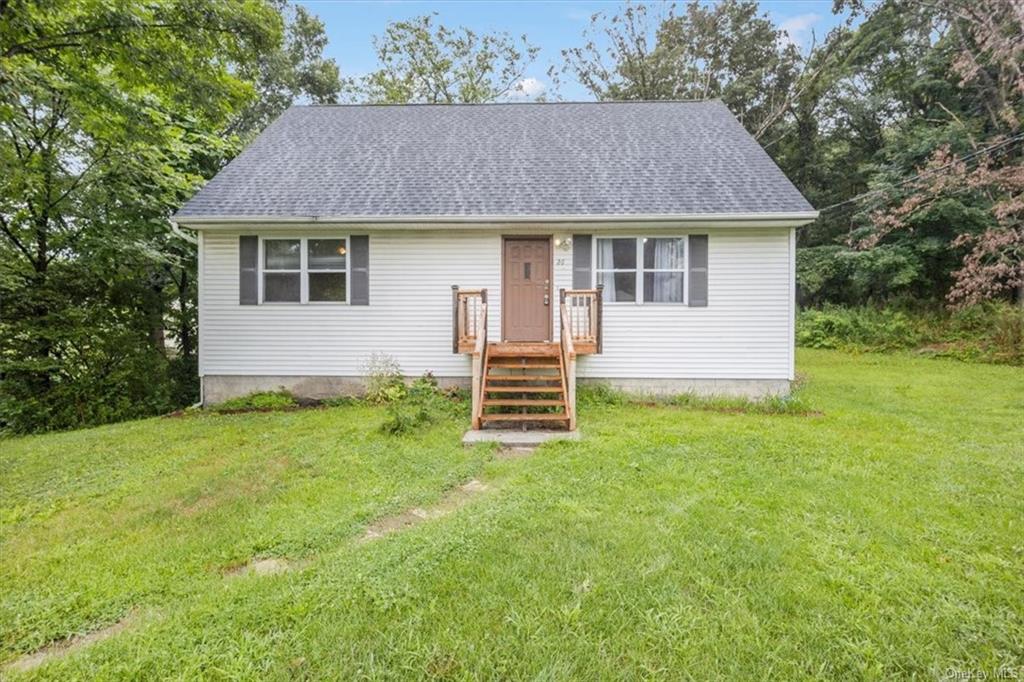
[
  {"x1": 596, "y1": 238, "x2": 638, "y2": 302},
  {"x1": 643, "y1": 237, "x2": 686, "y2": 303},
  {"x1": 263, "y1": 239, "x2": 301, "y2": 302},
  {"x1": 261, "y1": 237, "x2": 347, "y2": 303},
  {"x1": 596, "y1": 237, "x2": 687, "y2": 304},
  {"x1": 307, "y1": 239, "x2": 347, "y2": 302}
]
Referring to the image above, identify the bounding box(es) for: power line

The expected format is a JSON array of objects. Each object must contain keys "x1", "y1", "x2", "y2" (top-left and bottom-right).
[
  {"x1": 813, "y1": 132, "x2": 1024, "y2": 216},
  {"x1": 806, "y1": 143, "x2": 1012, "y2": 230}
]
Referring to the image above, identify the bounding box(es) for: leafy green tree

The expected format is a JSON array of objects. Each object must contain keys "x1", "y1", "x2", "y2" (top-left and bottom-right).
[
  {"x1": 346, "y1": 13, "x2": 540, "y2": 104},
  {"x1": 229, "y1": 1, "x2": 341, "y2": 138},
  {"x1": 0, "y1": 0, "x2": 340, "y2": 433},
  {"x1": 836, "y1": 0, "x2": 1023, "y2": 307},
  {"x1": 555, "y1": 1, "x2": 805, "y2": 140}
]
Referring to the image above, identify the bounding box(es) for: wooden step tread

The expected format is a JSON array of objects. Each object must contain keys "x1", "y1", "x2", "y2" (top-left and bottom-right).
[
  {"x1": 486, "y1": 374, "x2": 561, "y2": 381},
  {"x1": 480, "y1": 413, "x2": 569, "y2": 422},
  {"x1": 483, "y1": 399, "x2": 565, "y2": 407},
  {"x1": 485, "y1": 386, "x2": 563, "y2": 393},
  {"x1": 488, "y1": 343, "x2": 560, "y2": 357},
  {"x1": 487, "y1": 361, "x2": 560, "y2": 369}
]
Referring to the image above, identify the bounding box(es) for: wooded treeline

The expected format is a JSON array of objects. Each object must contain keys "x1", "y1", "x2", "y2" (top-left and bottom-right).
[{"x1": 2, "y1": 0, "x2": 1021, "y2": 433}]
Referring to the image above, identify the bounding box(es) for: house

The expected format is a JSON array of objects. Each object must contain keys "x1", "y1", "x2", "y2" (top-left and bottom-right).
[{"x1": 173, "y1": 101, "x2": 817, "y2": 430}]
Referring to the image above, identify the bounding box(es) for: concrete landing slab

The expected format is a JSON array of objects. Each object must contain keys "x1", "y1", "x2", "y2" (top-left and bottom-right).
[{"x1": 462, "y1": 429, "x2": 580, "y2": 448}]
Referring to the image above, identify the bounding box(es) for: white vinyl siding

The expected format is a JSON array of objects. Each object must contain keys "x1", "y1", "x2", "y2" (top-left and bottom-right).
[
  {"x1": 198, "y1": 227, "x2": 793, "y2": 381},
  {"x1": 577, "y1": 228, "x2": 793, "y2": 380},
  {"x1": 201, "y1": 230, "x2": 500, "y2": 376}
]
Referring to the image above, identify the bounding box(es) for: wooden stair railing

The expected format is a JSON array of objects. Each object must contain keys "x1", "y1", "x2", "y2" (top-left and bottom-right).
[
  {"x1": 559, "y1": 298, "x2": 577, "y2": 431},
  {"x1": 455, "y1": 286, "x2": 598, "y2": 431},
  {"x1": 560, "y1": 287, "x2": 603, "y2": 355},
  {"x1": 452, "y1": 286, "x2": 487, "y2": 354}
]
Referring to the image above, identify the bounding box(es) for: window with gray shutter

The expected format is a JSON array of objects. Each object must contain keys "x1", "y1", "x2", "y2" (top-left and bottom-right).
[
  {"x1": 350, "y1": 235, "x2": 369, "y2": 305},
  {"x1": 688, "y1": 234, "x2": 708, "y2": 307},
  {"x1": 239, "y1": 235, "x2": 258, "y2": 305},
  {"x1": 572, "y1": 235, "x2": 592, "y2": 289}
]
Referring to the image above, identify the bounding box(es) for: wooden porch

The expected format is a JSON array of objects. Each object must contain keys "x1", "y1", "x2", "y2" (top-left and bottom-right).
[{"x1": 452, "y1": 286, "x2": 602, "y2": 431}]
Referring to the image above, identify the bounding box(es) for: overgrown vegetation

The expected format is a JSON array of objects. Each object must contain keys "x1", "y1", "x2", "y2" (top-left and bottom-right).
[
  {"x1": 2, "y1": 351, "x2": 1021, "y2": 677},
  {"x1": 212, "y1": 391, "x2": 298, "y2": 413},
  {"x1": 359, "y1": 352, "x2": 406, "y2": 404},
  {"x1": 380, "y1": 373, "x2": 465, "y2": 436},
  {"x1": 578, "y1": 382, "x2": 817, "y2": 416},
  {"x1": 798, "y1": 303, "x2": 1024, "y2": 363}
]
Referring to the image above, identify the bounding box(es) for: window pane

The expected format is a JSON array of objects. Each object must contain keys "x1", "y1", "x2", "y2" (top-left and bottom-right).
[
  {"x1": 596, "y1": 238, "x2": 636, "y2": 269},
  {"x1": 308, "y1": 239, "x2": 346, "y2": 270},
  {"x1": 264, "y1": 239, "x2": 300, "y2": 270},
  {"x1": 264, "y1": 272, "x2": 300, "y2": 302},
  {"x1": 644, "y1": 272, "x2": 685, "y2": 303},
  {"x1": 643, "y1": 238, "x2": 686, "y2": 270},
  {"x1": 309, "y1": 272, "x2": 346, "y2": 302},
  {"x1": 598, "y1": 271, "x2": 636, "y2": 302}
]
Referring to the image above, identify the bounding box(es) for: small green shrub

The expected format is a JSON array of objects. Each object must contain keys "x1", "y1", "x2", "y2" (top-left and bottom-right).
[
  {"x1": 321, "y1": 395, "x2": 361, "y2": 408},
  {"x1": 213, "y1": 391, "x2": 297, "y2": 412},
  {"x1": 380, "y1": 373, "x2": 461, "y2": 435},
  {"x1": 360, "y1": 352, "x2": 406, "y2": 403}
]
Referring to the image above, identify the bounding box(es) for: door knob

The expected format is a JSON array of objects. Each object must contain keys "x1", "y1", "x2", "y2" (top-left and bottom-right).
[{"x1": 544, "y1": 294, "x2": 550, "y2": 306}]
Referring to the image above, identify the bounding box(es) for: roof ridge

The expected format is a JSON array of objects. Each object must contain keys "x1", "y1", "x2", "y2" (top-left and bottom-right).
[{"x1": 291, "y1": 99, "x2": 723, "y2": 109}]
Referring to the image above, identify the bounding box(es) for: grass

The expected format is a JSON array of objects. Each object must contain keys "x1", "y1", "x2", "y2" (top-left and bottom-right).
[{"x1": 1, "y1": 350, "x2": 1022, "y2": 679}]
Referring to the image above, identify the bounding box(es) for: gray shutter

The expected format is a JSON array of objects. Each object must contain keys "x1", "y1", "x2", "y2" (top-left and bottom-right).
[
  {"x1": 572, "y1": 235, "x2": 592, "y2": 289},
  {"x1": 350, "y1": 235, "x2": 369, "y2": 305},
  {"x1": 689, "y1": 235, "x2": 708, "y2": 307},
  {"x1": 239, "y1": 236, "x2": 258, "y2": 305}
]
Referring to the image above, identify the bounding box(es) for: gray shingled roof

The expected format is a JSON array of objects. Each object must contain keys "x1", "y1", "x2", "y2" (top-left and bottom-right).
[{"x1": 174, "y1": 101, "x2": 814, "y2": 220}]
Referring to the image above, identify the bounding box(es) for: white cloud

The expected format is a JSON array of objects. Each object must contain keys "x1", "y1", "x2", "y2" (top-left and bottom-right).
[
  {"x1": 510, "y1": 77, "x2": 547, "y2": 100},
  {"x1": 778, "y1": 13, "x2": 822, "y2": 47}
]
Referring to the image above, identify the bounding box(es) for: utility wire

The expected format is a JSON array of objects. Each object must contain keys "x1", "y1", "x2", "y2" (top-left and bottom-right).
[
  {"x1": 812, "y1": 132, "x2": 1024, "y2": 216},
  {"x1": 808, "y1": 143, "x2": 1011, "y2": 229}
]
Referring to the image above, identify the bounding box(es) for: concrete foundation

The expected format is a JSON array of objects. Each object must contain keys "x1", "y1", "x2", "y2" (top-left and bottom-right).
[
  {"x1": 202, "y1": 375, "x2": 470, "y2": 405},
  {"x1": 202, "y1": 374, "x2": 789, "y2": 405},
  {"x1": 579, "y1": 377, "x2": 791, "y2": 399}
]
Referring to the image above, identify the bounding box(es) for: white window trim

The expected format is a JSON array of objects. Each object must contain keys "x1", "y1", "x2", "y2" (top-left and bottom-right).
[
  {"x1": 593, "y1": 235, "x2": 688, "y2": 305},
  {"x1": 258, "y1": 236, "x2": 350, "y2": 305}
]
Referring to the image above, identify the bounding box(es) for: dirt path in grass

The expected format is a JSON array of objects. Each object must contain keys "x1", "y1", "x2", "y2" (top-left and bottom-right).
[
  {"x1": 5, "y1": 461, "x2": 513, "y2": 674},
  {"x1": 360, "y1": 479, "x2": 490, "y2": 541},
  {"x1": 4, "y1": 610, "x2": 142, "y2": 675}
]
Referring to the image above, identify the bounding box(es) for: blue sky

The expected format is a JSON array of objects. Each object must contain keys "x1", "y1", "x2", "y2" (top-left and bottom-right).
[{"x1": 297, "y1": 1, "x2": 858, "y2": 101}]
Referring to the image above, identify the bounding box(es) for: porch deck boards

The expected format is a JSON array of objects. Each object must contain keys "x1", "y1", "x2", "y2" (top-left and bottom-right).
[{"x1": 487, "y1": 342, "x2": 560, "y2": 358}]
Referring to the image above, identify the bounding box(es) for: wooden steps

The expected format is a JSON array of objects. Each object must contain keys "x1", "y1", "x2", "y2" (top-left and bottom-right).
[
  {"x1": 484, "y1": 386, "x2": 562, "y2": 394},
  {"x1": 479, "y1": 342, "x2": 570, "y2": 428},
  {"x1": 479, "y1": 413, "x2": 568, "y2": 423},
  {"x1": 488, "y1": 360, "x2": 559, "y2": 369}
]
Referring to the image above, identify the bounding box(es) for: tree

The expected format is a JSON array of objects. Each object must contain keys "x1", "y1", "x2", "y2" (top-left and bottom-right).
[
  {"x1": 345, "y1": 13, "x2": 540, "y2": 104},
  {"x1": 229, "y1": 1, "x2": 341, "y2": 138},
  {"x1": 868, "y1": 145, "x2": 1023, "y2": 307},
  {"x1": 0, "y1": 0, "x2": 340, "y2": 433},
  {"x1": 846, "y1": 0, "x2": 1024, "y2": 307},
  {"x1": 554, "y1": 1, "x2": 806, "y2": 140}
]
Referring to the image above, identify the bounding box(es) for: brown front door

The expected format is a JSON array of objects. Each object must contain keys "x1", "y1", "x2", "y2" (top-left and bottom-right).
[{"x1": 502, "y1": 237, "x2": 552, "y2": 341}]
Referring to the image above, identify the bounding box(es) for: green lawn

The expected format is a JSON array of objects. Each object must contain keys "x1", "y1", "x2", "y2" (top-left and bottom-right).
[{"x1": 1, "y1": 350, "x2": 1022, "y2": 679}]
